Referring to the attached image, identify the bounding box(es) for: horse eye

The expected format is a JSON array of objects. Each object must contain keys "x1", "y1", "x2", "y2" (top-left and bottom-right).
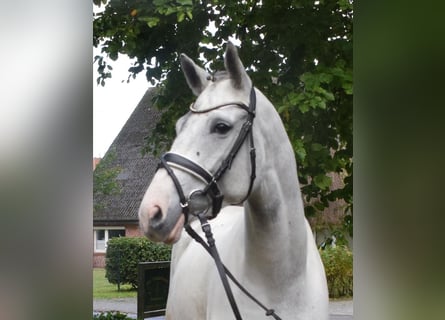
[{"x1": 213, "y1": 122, "x2": 232, "y2": 135}]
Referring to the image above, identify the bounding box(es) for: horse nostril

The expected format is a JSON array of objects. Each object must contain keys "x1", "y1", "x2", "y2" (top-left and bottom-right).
[{"x1": 150, "y1": 206, "x2": 163, "y2": 225}]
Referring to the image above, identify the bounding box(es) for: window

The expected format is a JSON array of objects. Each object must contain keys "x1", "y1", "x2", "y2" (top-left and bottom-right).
[
  {"x1": 93, "y1": 227, "x2": 125, "y2": 253},
  {"x1": 96, "y1": 229, "x2": 106, "y2": 251},
  {"x1": 108, "y1": 229, "x2": 125, "y2": 238}
]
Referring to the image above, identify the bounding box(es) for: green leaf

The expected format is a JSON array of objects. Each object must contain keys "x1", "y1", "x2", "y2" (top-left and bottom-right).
[
  {"x1": 314, "y1": 201, "x2": 326, "y2": 211},
  {"x1": 342, "y1": 82, "x2": 353, "y2": 95},
  {"x1": 165, "y1": 6, "x2": 177, "y2": 16},
  {"x1": 277, "y1": 102, "x2": 288, "y2": 114},
  {"x1": 298, "y1": 102, "x2": 310, "y2": 113},
  {"x1": 176, "y1": 0, "x2": 193, "y2": 5},
  {"x1": 338, "y1": 0, "x2": 353, "y2": 11},
  {"x1": 314, "y1": 174, "x2": 332, "y2": 190},
  {"x1": 293, "y1": 139, "x2": 307, "y2": 162},
  {"x1": 288, "y1": 92, "x2": 303, "y2": 105},
  {"x1": 321, "y1": 72, "x2": 334, "y2": 83},
  {"x1": 177, "y1": 11, "x2": 185, "y2": 22},
  {"x1": 139, "y1": 16, "x2": 160, "y2": 28},
  {"x1": 315, "y1": 87, "x2": 335, "y2": 101},
  {"x1": 305, "y1": 205, "x2": 316, "y2": 217}
]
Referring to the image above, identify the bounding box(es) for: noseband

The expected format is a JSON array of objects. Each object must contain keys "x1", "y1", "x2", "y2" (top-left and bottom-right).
[{"x1": 158, "y1": 86, "x2": 257, "y2": 224}]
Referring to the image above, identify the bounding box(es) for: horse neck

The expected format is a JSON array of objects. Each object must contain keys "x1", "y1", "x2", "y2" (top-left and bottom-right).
[{"x1": 243, "y1": 91, "x2": 308, "y2": 283}]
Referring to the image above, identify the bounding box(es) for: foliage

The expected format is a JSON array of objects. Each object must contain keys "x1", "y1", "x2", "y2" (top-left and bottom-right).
[
  {"x1": 105, "y1": 237, "x2": 171, "y2": 289},
  {"x1": 93, "y1": 149, "x2": 122, "y2": 211},
  {"x1": 318, "y1": 222, "x2": 352, "y2": 250},
  {"x1": 93, "y1": 312, "x2": 133, "y2": 320},
  {"x1": 319, "y1": 245, "x2": 353, "y2": 298},
  {"x1": 93, "y1": 0, "x2": 353, "y2": 221}
]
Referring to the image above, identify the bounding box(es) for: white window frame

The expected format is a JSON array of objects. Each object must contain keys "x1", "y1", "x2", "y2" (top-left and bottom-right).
[{"x1": 93, "y1": 227, "x2": 125, "y2": 253}]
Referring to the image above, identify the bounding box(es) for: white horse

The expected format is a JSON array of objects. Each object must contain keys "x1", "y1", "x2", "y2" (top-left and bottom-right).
[{"x1": 139, "y1": 42, "x2": 328, "y2": 319}]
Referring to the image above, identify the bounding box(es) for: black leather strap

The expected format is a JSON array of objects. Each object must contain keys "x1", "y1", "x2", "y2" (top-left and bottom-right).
[
  {"x1": 161, "y1": 153, "x2": 224, "y2": 217},
  {"x1": 163, "y1": 153, "x2": 213, "y2": 183},
  {"x1": 212, "y1": 86, "x2": 256, "y2": 201},
  {"x1": 185, "y1": 219, "x2": 282, "y2": 320},
  {"x1": 159, "y1": 155, "x2": 189, "y2": 222},
  {"x1": 193, "y1": 214, "x2": 243, "y2": 320}
]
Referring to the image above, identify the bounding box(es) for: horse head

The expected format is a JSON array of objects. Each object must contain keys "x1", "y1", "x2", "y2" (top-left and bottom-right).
[{"x1": 139, "y1": 43, "x2": 257, "y2": 244}]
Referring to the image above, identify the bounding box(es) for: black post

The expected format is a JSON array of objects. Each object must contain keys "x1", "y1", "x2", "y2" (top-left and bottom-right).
[{"x1": 117, "y1": 248, "x2": 121, "y2": 291}]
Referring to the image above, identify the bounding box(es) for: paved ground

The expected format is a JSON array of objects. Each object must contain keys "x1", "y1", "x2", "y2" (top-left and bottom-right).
[{"x1": 93, "y1": 297, "x2": 353, "y2": 319}]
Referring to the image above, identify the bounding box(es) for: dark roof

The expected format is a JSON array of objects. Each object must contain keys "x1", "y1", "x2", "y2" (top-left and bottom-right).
[{"x1": 94, "y1": 88, "x2": 161, "y2": 225}]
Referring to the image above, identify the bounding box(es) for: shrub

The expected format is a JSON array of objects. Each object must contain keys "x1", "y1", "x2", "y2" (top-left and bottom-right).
[
  {"x1": 93, "y1": 312, "x2": 133, "y2": 319},
  {"x1": 319, "y1": 245, "x2": 353, "y2": 298},
  {"x1": 105, "y1": 237, "x2": 171, "y2": 289}
]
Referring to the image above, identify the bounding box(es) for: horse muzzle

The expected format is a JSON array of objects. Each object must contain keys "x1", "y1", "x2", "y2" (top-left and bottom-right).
[
  {"x1": 139, "y1": 203, "x2": 185, "y2": 244},
  {"x1": 138, "y1": 170, "x2": 186, "y2": 244}
]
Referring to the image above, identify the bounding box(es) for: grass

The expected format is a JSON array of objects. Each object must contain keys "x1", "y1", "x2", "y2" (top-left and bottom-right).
[{"x1": 93, "y1": 268, "x2": 137, "y2": 299}]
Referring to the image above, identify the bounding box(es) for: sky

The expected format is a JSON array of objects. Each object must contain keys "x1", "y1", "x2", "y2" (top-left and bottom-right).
[{"x1": 93, "y1": 51, "x2": 151, "y2": 158}]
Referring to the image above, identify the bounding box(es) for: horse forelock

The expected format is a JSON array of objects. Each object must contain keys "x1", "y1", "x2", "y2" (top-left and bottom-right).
[
  {"x1": 190, "y1": 74, "x2": 250, "y2": 113},
  {"x1": 211, "y1": 70, "x2": 230, "y2": 82}
]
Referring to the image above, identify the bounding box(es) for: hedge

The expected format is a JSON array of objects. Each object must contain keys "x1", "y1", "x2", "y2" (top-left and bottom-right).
[
  {"x1": 105, "y1": 237, "x2": 171, "y2": 289},
  {"x1": 93, "y1": 312, "x2": 133, "y2": 320},
  {"x1": 319, "y1": 245, "x2": 353, "y2": 298},
  {"x1": 105, "y1": 236, "x2": 352, "y2": 297}
]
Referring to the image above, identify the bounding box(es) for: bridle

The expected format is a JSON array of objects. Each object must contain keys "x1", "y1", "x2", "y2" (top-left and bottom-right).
[
  {"x1": 158, "y1": 86, "x2": 257, "y2": 224},
  {"x1": 157, "y1": 86, "x2": 282, "y2": 320}
]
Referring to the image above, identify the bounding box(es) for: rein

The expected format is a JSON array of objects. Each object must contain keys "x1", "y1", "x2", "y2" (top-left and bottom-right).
[
  {"x1": 158, "y1": 86, "x2": 282, "y2": 320},
  {"x1": 184, "y1": 218, "x2": 282, "y2": 320}
]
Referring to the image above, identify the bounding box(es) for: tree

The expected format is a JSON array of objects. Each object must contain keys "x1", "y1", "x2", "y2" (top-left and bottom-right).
[
  {"x1": 93, "y1": 149, "x2": 122, "y2": 211},
  {"x1": 93, "y1": 0, "x2": 353, "y2": 235}
]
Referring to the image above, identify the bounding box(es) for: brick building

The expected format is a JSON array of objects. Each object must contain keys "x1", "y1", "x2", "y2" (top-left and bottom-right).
[{"x1": 93, "y1": 88, "x2": 161, "y2": 267}]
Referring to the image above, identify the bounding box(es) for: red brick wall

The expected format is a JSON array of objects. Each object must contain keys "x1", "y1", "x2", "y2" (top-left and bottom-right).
[
  {"x1": 126, "y1": 224, "x2": 144, "y2": 237},
  {"x1": 93, "y1": 252, "x2": 105, "y2": 268},
  {"x1": 93, "y1": 157, "x2": 101, "y2": 171}
]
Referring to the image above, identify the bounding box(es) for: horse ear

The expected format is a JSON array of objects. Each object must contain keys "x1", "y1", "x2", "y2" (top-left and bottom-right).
[
  {"x1": 180, "y1": 53, "x2": 210, "y2": 96},
  {"x1": 224, "y1": 42, "x2": 251, "y2": 90}
]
